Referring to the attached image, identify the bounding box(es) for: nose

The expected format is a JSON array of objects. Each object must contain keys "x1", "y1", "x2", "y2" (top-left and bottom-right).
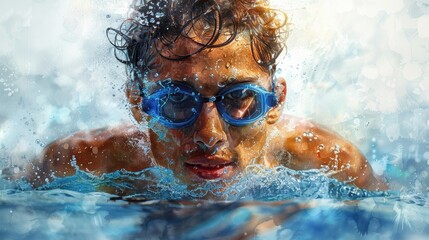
[{"x1": 193, "y1": 102, "x2": 227, "y2": 149}]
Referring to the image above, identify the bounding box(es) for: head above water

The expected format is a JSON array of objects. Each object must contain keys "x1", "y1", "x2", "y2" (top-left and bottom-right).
[{"x1": 107, "y1": 0, "x2": 289, "y2": 184}]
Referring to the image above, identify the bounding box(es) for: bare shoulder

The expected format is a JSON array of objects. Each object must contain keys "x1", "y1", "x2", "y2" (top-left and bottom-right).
[
  {"x1": 26, "y1": 123, "x2": 152, "y2": 186},
  {"x1": 270, "y1": 115, "x2": 336, "y2": 149},
  {"x1": 270, "y1": 115, "x2": 388, "y2": 190},
  {"x1": 275, "y1": 115, "x2": 353, "y2": 151}
]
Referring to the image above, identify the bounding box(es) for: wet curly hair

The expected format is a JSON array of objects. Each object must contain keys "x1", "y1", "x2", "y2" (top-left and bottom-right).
[{"x1": 107, "y1": 0, "x2": 288, "y2": 86}]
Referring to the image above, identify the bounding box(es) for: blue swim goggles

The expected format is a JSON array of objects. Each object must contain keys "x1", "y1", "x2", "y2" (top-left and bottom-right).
[{"x1": 141, "y1": 80, "x2": 278, "y2": 129}]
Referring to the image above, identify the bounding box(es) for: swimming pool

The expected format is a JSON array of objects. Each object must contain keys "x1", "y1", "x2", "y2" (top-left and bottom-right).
[
  {"x1": 0, "y1": 168, "x2": 427, "y2": 239},
  {"x1": 1, "y1": 0, "x2": 429, "y2": 239}
]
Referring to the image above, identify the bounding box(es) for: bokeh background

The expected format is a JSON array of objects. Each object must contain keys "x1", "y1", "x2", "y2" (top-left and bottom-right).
[{"x1": 0, "y1": 0, "x2": 428, "y2": 190}]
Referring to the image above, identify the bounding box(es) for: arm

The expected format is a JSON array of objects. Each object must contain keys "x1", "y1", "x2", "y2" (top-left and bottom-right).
[{"x1": 279, "y1": 117, "x2": 388, "y2": 191}]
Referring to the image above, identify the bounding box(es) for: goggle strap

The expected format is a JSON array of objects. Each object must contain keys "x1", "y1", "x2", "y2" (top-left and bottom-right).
[{"x1": 266, "y1": 94, "x2": 278, "y2": 107}]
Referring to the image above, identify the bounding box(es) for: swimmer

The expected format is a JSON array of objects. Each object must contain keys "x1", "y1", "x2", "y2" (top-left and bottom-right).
[{"x1": 25, "y1": 0, "x2": 387, "y2": 192}]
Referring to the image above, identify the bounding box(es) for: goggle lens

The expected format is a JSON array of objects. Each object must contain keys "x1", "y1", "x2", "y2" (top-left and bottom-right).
[
  {"x1": 218, "y1": 88, "x2": 262, "y2": 120},
  {"x1": 159, "y1": 92, "x2": 199, "y2": 123}
]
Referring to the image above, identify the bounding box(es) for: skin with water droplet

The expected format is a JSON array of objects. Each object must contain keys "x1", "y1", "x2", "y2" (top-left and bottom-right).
[{"x1": 25, "y1": 33, "x2": 387, "y2": 195}]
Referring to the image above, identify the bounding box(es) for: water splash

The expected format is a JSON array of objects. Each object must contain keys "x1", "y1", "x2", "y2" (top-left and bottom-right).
[{"x1": 4, "y1": 163, "x2": 390, "y2": 201}]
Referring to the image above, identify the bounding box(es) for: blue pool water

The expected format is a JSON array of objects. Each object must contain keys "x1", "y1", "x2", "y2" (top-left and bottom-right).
[{"x1": 1, "y1": 166, "x2": 428, "y2": 239}]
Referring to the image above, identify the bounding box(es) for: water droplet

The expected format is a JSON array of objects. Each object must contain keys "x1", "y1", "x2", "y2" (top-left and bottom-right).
[
  {"x1": 217, "y1": 82, "x2": 226, "y2": 88},
  {"x1": 331, "y1": 144, "x2": 340, "y2": 154},
  {"x1": 155, "y1": 12, "x2": 164, "y2": 18},
  {"x1": 35, "y1": 139, "x2": 45, "y2": 147}
]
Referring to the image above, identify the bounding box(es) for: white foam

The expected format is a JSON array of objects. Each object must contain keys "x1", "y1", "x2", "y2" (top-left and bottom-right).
[
  {"x1": 417, "y1": 15, "x2": 429, "y2": 38},
  {"x1": 403, "y1": 62, "x2": 423, "y2": 80}
]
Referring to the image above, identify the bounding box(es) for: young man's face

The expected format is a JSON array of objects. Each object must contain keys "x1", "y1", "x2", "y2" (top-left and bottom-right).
[{"x1": 129, "y1": 35, "x2": 285, "y2": 185}]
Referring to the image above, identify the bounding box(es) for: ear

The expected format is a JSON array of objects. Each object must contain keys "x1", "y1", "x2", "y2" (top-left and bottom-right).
[
  {"x1": 125, "y1": 82, "x2": 144, "y2": 123},
  {"x1": 266, "y1": 77, "x2": 287, "y2": 124}
]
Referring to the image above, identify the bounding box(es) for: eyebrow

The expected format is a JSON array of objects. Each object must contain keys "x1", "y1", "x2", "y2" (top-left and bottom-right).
[
  {"x1": 147, "y1": 76, "x2": 266, "y2": 95},
  {"x1": 216, "y1": 77, "x2": 260, "y2": 86},
  {"x1": 162, "y1": 76, "x2": 260, "y2": 86}
]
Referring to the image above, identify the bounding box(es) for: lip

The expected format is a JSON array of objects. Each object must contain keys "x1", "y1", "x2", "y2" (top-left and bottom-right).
[{"x1": 185, "y1": 155, "x2": 235, "y2": 180}]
